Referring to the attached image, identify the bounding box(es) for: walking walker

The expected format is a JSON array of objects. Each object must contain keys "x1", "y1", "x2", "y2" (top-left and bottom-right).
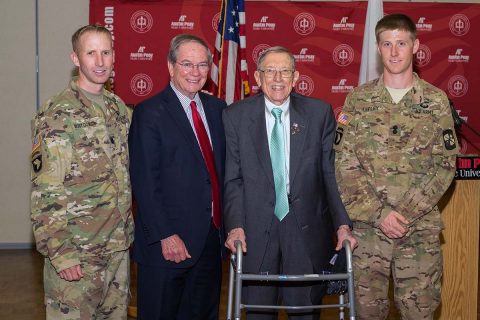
[{"x1": 226, "y1": 240, "x2": 356, "y2": 320}]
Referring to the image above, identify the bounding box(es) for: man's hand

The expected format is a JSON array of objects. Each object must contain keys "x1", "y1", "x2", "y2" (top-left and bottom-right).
[
  {"x1": 225, "y1": 228, "x2": 247, "y2": 254},
  {"x1": 161, "y1": 234, "x2": 191, "y2": 263},
  {"x1": 58, "y1": 264, "x2": 83, "y2": 281},
  {"x1": 379, "y1": 211, "x2": 409, "y2": 239},
  {"x1": 336, "y1": 225, "x2": 358, "y2": 251}
]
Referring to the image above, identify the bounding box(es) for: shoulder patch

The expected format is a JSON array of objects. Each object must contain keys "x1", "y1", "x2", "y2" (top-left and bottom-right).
[
  {"x1": 337, "y1": 112, "x2": 352, "y2": 126},
  {"x1": 31, "y1": 151, "x2": 42, "y2": 173},
  {"x1": 442, "y1": 129, "x2": 457, "y2": 151},
  {"x1": 334, "y1": 125, "x2": 346, "y2": 149}
]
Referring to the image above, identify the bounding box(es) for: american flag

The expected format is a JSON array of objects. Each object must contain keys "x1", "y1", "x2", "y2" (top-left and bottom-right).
[{"x1": 210, "y1": 0, "x2": 250, "y2": 105}]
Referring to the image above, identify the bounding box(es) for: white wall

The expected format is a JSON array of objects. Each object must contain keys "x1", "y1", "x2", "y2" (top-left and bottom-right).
[
  {"x1": 0, "y1": 0, "x2": 479, "y2": 247},
  {"x1": 0, "y1": 0, "x2": 88, "y2": 247}
]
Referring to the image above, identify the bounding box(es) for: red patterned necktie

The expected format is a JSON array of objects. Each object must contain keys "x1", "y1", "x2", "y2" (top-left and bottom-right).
[{"x1": 190, "y1": 101, "x2": 221, "y2": 229}]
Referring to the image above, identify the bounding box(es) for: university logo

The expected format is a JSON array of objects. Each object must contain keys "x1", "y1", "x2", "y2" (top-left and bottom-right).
[
  {"x1": 448, "y1": 48, "x2": 470, "y2": 63},
  {"x1": 131, "y1": 73, "x2": 153, "y2": 97},
  {"x1": 253, "y1": 16, "x2": 276, "y2": 31},
  {"x1": 171, "y1": 15, "x2": 194, "y2": 30},
  {"x1": 415, "y1": 44, "x2": 431, "y2": 67},
  {"x1": 331, "y1": 78, "x2": 353, "y2": 93},
  {"x1": 416, "y1": 17, "x2": 433, "y2": 32},
  {"x1": 332, "y1": 16, "x2": 355, "y2": 31},
  {"x1": 130, "y1": 46, "x2": 154, "y2": 61},
  {"x1": 447, "y1": 75, "x2": 468, "y2": 98},
  {"x1": 293, "y1": 13, "x2": 315, "y2": 36},
  {"x1": 294, "y1": 75, "x2": 314, "y2": 96},
  {"x1": 252, "y1": 44, "x2": 271, "y2": 63},
  {"x1": 293, "y1": 48, "x2": 315, "y2": 63},
  {"x1": 449, "y1": 14, "x2": 470, "y2": 36},
  {"x1": 212, "y1": 12, "x2": 220, "y2": 32},
  {"x1": 332, "y1": 44, "x2": 354, "y2": 67},
  {"x1": 130, "y1": 10, "x2": 153, "y2": 34}
]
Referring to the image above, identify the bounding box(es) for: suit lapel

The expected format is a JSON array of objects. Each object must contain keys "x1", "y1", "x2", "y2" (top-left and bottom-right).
[
  {"x1": 248, "y1": 95, "x2": 274, "y2": 188},
  {"x1": 162, "y1": 86, "x2": 206, "y2": 167},
  {"x1": 289, "y1": 95, "x2": 308, "y2": 187}
]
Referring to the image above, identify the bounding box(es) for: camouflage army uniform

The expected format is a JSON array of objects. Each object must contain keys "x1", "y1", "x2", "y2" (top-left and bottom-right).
[
  {"x1": 31, "y1": 79, "x2": 134, "y2": 320},
  {"x1": 334, "y1": 73, "x2": 458, "y2": 320}
]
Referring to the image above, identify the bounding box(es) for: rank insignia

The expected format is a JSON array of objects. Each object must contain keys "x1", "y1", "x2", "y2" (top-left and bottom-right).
[{"x1": 337, "y1": 112, "x2": 352, "y2": 126}]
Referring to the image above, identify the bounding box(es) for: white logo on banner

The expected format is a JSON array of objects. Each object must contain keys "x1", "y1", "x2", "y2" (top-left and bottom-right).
[
  {"x1": 294, "y1": 48, "x2": 315, "y2": 63},
  {"x1": 171, "y1": 15, "x2": 194, "y2": 30},
  {"x1": 252, "y1": 44, "x2": 271, "y2": 63},
  {"x1": 416, "y1": 17, "x2": 433, "y2": 32},
  {"x1": 331, "y1": 79, "x2": 353, "y2": 93},
  {"x1": 212, "y1": 12, "x2": 220, "y2": 32},
  {"x1": 130, "y1": 10, "x2": 153, "y2": 34},
  {"x1": 333, "y1": 17, "x2": 355, "y2": 31},
  {"x1": 415, "y1": 44, "x2": 431, "y2": 67},
  {"x1": 448, "y1": 48, "x2": 470, "y2": 63},
  {"x1": 130, "y1": 46, "x2": 154, "y2": 61},
  {"x1": 447, "y1": 75, "x2": 468, "y2": 97},
  {"x1": 293, "y1": 13, "x2": 315, "y2": 36},
  {"x1": 253, "y1": 16, "x2": 276, "y2": 31},
  {"x1": 332, "y1": 44, "x2": 354, "y2": 67},
  {"x1": 449, "y1": 14, "x2": 470, "y2": 36},
  {"x1": 295, "y1": 75, "x2": 314, "y2": 96},
  {"x1": 131, "y1": 73, "x2": 153, "y2": 97}
]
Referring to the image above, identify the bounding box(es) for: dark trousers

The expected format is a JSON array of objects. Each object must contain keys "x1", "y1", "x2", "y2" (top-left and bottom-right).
[
  {"x1": 245, "y1": 213, "x2": 320, "y2": 320},
  {"x1": 136, "y1": 222, "x2": 222, "y2": 320}
]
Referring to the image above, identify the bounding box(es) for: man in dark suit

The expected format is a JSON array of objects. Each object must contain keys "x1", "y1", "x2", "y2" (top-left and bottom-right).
[
  {"x1": 129, "y1": 34, "x2": 226, "y2": 320},
  {"x1": 223, "y1": 46, "x2": 357, "y2": 319}
]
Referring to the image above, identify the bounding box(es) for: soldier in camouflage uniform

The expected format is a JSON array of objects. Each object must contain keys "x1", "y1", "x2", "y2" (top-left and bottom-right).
[
  {"x1": 334, "y1": 14, "x2": 458, "y2": 320},
  {"x1": 30, "y1": 24, "x2": 133, "y2": 320}
]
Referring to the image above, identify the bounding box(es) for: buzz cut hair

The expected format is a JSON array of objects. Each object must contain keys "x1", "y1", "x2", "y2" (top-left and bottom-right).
[
  {"x1": 71, "y1": 24, "x2": 112, "y2": 54},
  {"x1": 375, "y1": 13, "x2": 417, "y2": 42}
]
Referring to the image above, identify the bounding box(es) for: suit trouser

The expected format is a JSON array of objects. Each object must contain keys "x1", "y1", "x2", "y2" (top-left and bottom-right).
[
  {"x1": 44, "y1": 250, "x2": 130, "y2": 320},
  {"x1": 352, "y1": 225, "x2": 442, "y2": 320},
  {"x1": 244, "y1": 213, "x2": 320, "y2": 320},
  {"x1": 136, "y1": 221, "x2": 222, "y2": 320}
]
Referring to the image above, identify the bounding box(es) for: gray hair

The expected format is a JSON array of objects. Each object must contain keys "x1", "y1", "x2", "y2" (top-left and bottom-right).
[
  {"x1": 256, "y1": 46, "x2": 296, "y2": 70},
  {"x1": 167, "y1": 34, "x2": 212, "y2": 64}
]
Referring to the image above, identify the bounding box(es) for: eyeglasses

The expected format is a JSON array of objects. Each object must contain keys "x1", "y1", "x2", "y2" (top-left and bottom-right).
[
  {"x1": 258, "y1": 68, "x2": 295, "y2": 78},
  {"x1": 176, "y1": 62, "x2": 210, "y2": 73}
]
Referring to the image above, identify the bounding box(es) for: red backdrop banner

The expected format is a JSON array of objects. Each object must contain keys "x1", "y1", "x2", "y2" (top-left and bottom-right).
[{"x1": 90, "y1": 0, "x2": 480, "y2": 154}]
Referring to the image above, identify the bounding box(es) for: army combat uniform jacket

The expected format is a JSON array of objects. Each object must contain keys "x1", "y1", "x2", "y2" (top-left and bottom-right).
[
  {"x1": 31, "y1": 79, "x2": 134, "y2": 273},
  {"x1": 334, "y1": 73, "x2": 458, "y2": 230}
]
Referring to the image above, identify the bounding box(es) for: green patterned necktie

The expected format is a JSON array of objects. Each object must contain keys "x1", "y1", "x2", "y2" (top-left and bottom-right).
[{"x1": 270, "y1": 108, "x2": 289, "y2": 221}]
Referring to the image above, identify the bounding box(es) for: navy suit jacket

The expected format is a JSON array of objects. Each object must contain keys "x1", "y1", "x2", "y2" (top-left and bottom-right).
[
  {"x1": 223, "y1": 92, "x2": 351, "y2": 274},
  {"x1": 129, "y1": 85, "x2": 226, "y2": 268}
]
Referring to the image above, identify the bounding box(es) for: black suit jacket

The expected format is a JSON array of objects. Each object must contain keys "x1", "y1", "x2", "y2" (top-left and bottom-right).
[
  {"x1": 129, "y1": 85, "x2": 226, "y2": 268},
  {"x1": 223, "y1": 92, "x2": 351, "y2": 274}
]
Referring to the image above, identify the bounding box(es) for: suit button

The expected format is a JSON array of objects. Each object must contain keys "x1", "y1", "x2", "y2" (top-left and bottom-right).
[
  {"x1": 206, "y1": 206, "x2": 212, "y2": 211},
  {"x1": 206, "y1": 178, "x2": 211, "y2": 184}
]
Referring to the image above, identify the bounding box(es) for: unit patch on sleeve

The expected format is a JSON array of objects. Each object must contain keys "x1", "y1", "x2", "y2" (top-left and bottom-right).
[
  {"x1": 31, "y1": 152, "x2": 42, "y2": 173},
  {"x1": 442, "y1": 129, "x2": 457, "y2": 151},
  {"x1": 334, "y1": 126, "x2": 345, "y2": 148}
]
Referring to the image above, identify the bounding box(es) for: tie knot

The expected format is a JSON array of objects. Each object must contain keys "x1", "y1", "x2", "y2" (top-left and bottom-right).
[
  {"x1": 272, "y1": 108, "x2": 282, "y2": 121},
  {"x1": 190, "y1": 100, "x2": 197, "y2": 110}
]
